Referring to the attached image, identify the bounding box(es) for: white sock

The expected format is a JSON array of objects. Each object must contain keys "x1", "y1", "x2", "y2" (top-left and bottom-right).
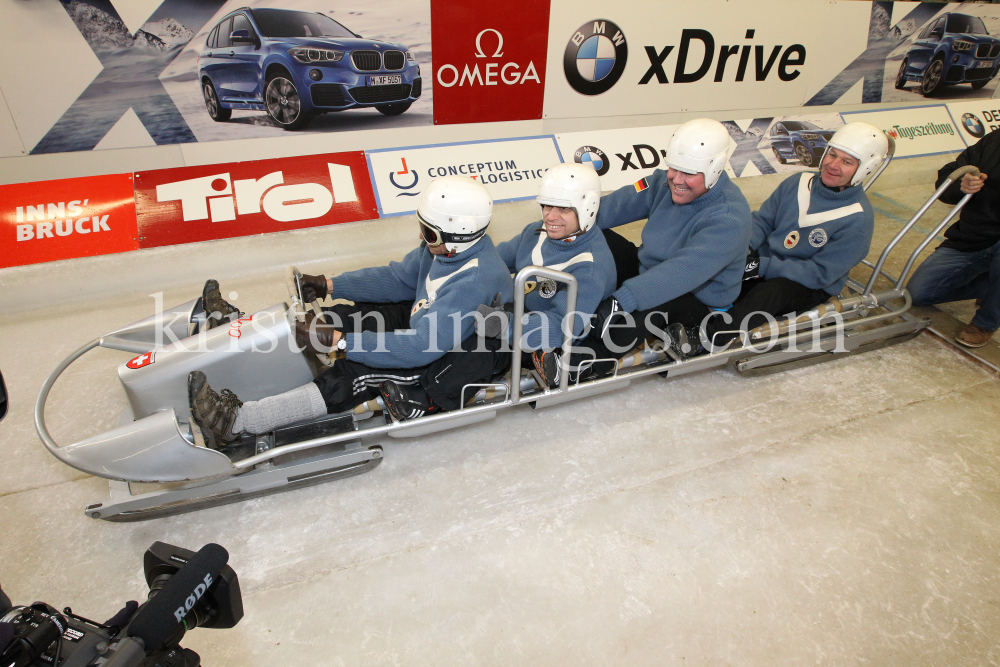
[{"x1": 232, "y1": 383, "x2": 328, "y2": 435}]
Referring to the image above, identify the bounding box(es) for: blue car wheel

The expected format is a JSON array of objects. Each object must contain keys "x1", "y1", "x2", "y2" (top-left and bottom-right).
[
  {"x1": 203, "y1": 80, "x2": 232, "y2": 122},
  {"x1": 265, "y1": 75, "x2": 312, "y2": 130},
  {"x1": 921, "y1": 57, "x2": 946, "y2": 96},
  {"x1": 895, "y1": 59, "x2": 908, "y2": 90}
]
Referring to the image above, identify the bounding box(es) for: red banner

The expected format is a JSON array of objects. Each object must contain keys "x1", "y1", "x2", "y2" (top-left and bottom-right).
[
  {"x1": 430, "y1": 0, "x2": 550, "y2": 125},
  {"x1": 134, "y1": 151, "x2": 378, "y2": 248},
  {"x1": 0, "y1": 174, "x2": 138, "y2": 269}
]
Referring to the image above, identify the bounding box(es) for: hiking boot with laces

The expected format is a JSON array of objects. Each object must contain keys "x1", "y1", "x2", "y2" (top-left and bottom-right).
[
  {"x1": 202, "y1": 279, "x2": 243, "y2": 331},
  {"x1": 188, "y1": 370, "x2": 242, "y2": 449}
]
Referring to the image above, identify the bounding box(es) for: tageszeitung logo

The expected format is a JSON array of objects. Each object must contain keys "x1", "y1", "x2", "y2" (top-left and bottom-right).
[
  {"x1": 574, "y1": 145, "x2": 610, "y2": 176},
  {"x1": 886, "y1": 121, "x2": 955, "y2": 141},
  {"x1": 961, "y1": 113, "x2": 986, "y2": 139},
  {"x1": 564, "y1": 20, "x2": 628, "y2": 96}
]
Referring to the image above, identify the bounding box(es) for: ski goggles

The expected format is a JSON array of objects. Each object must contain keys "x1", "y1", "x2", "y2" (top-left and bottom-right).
[
  {"x1": 417, "y1": 211, "x2": 488, "y2": 248},
  {"x1": 417, "y1": 212, "x2": 445, "y2": 247}
]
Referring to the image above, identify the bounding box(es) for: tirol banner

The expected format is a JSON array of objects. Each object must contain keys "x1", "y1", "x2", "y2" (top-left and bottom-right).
[
  {"x1": 430, "y1": 0, "x2": 549, "y2": 124},
  {"x1": 0, "y1": 174, "x2": 138, "y2": 269},
  {"x1": 8, "y1": 0, "x2": 432, "y2": 155},
  {"x1": 542, "y1": 0, "x2": 872, "y2": 121},
  {"x1": 946, "y1": 100, "x2": 1000, "y2": 147},
  {"x1": 134, "y1": 151, "x2": 378, "y2": 248},
  {"x1": 366, "y1": 136, "x2": 563, "y2": 216},
  {"x1": 841, "y1": 105, "x2": 965, "y2": 158}
]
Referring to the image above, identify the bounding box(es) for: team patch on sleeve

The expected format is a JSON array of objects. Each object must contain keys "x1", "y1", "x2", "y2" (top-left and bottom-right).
[{"x1": 634, "y1": 178, "x2": 649, "y2": 193}]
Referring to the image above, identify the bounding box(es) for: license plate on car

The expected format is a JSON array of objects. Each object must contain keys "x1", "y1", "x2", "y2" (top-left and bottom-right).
[
  {"x1": 368, "y1": 75, "x2": 402, "y2": 85},
  {"x1": 976, "y1": 60, "x2": 994, "y2": 68}
]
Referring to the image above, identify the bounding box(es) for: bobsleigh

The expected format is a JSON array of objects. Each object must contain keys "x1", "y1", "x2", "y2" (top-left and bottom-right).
[{"x1": 35, "y1": 142, "x2": 979, "y2": 522}]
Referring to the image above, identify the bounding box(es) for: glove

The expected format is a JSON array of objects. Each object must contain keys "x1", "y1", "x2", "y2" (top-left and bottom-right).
[
  {"x1": 300, "y1": 274, "x2": 328, "y2": 303},
  {"x1": 295, "y1": 311, "x2": 340, "y2": 354},
  {"x1": 475, "y1": 292, "x2": 513, "y2": 339}
]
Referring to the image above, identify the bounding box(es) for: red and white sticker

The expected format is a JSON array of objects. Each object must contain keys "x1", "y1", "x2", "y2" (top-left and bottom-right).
[{"x1": 126, "y1": 351, "x2": 155, "y2": 369}]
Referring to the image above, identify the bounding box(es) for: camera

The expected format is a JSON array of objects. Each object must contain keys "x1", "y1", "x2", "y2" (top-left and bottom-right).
[{"x1": 0, "y1": 542, "x2": 243, "y2": 667}]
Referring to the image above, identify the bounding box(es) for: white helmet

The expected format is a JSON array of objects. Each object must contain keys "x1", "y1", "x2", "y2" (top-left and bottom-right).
[
  {"x1": 664, "y1": 118, "x2": 732, "y2": 189},
  {"x1": 823, "y1": 122, "x2": 889, "y2": 187},
  {"x1": 416, "y1": 176, "x2": 493, "y2": 254},
  {"x1": 536, "y1": 163, "x2": 603, "y2": 233}
]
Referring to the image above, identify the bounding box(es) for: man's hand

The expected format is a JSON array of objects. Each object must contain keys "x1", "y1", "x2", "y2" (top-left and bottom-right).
[
  {"x1": 475, "y1": 293, "x2": 512, "y2": 339},
  {"x1": 960, "y1": 172, "x2": 988, "y2": 195},
  {"x1": 300, "y1": 274, "x2": 329, "y2": 303}
]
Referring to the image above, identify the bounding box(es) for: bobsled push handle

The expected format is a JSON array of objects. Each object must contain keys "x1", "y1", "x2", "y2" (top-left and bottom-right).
[
  {"x1": 863, "y1": 165, "x2": 981, "y2": 297},
  {"x1": 510, "y1": 265, "x2": 579, "y2": 405},
  {"x1": 35, "y1": 339, "x2": 101, "y2": 464}
]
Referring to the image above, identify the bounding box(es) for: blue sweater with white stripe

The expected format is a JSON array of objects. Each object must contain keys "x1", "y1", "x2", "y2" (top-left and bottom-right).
[
  {"x1": 330, "y1": 237, "x2": 514, "y2": 368},
  {"x1": 752, "y1": 172, "x2": 874, "y2": 295},
  {"x1": 496, "y1": 221, "x2": 617, "y2": 350},
  {"x1": 595, "y1": 170, "x2": 752, "y2": 311}
]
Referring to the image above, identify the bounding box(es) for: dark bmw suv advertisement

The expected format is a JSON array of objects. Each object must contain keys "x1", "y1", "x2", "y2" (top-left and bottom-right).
[
  {"x1": 896, "y1": 12, "x2": 1000, "y2": 97},
  {"x1": 199, "y1": 8, "x2": 422, "y2": 130},
  {"x1": 767, "y1": 120, "x2": 835, "y2": 167}
]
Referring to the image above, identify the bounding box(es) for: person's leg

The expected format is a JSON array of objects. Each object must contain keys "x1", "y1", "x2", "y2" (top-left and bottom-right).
[
  {"x1": 325, "y1": 301, "x2": 413, "y2": 333},
  {"x1": 969, "y1": 242, "x2": 1000, "y2": 332},
  {"x1": 714, "y1": 278, "x2": 831, "y2": 344},
  {"x1": 907, "y1": 245, "x2": 991, "y2": 306},
  {"x1": 313, "y1": 357, "x2": 425, "y2": 415},
  {"x1": 416, "y1": 336, "x2": 511, "y2": 412},
  {"x1": 572, "y1": 293, "x2": 710, "y2": 376},
  {"x1": 188, "y1": 371, "x2": 330, "y2": 448},
  {"x1": 602, "y1": 228, "x2": 642, "y2": 289}
]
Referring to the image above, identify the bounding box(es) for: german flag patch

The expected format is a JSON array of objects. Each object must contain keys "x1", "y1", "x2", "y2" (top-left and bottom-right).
[{"x1": 634, "y1": 178, "x2": 649, "y2": 193}]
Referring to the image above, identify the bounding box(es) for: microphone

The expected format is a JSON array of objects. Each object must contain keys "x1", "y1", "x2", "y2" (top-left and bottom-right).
[{"x1": 126, "y1": 544, "x2": 230, "y2": 652}]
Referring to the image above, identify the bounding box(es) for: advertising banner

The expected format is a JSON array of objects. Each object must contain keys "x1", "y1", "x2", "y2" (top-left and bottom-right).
[
  {"x1": 0, "y1": 174, "x2": 138, "y2": 269},
  {"x1": 841, "y1": 105, "x2": 964, "y2": 157},
  {"x1": 366, "y1": 136, "x2": 563, "y2": 216},
  {"x1": 134, "y1": 151, "x2": 378, "y2": 248},
  {"x1": 748, "y1": 113, "x2": 846, "y2": 176},
  {"x1": 430, "y1": 0, "x2": 549, "y2": 124},
  {"x1": 808, "y1": 2, "x2": 1000, "y2": 107},
  {"x1": 542, "y1": 0, "x2": 869, "y2": 121},
  {"x1": 946, "y1": 100, "x2": 1000, "y2": 146},
  {"x1": 12, "y1": 0, "x2": 432, "y2": 155},
  {"x1": 556, "y1": 125, "x2": 684, "y2": 192}
]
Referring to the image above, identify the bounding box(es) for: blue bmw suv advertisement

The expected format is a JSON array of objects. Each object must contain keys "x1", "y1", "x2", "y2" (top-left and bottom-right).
[
  {"x1": 199, "y1": 8, "x2": 422, "y2": 130},
  {"x1": 896, "y1": 12, "x2": 1000, "y2": 97},
  {"x1": 767, "y1": 120, "x2": 835, "y2": 167}
]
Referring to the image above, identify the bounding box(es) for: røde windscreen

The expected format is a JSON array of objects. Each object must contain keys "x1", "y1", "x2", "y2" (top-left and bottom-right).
[{"x1": 126, "y1": 543, "x2": 230, "y2": 651}]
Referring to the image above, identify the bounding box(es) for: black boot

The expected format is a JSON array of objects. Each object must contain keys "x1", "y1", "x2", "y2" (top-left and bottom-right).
[
  {"x1": 378, "y1": 381, "x2": 438, "y2": 422},
  {"x1": 531, "y1": 349, "x2": 561, "y2": 388},
  {"x1": 202, "y1": 279, "x2": 243, "y2": 330},
  {"x1": 188, "y1": 371, "x2": 242, "y2": 449},
  {"x1": 666, "y1": 323, "x2": 704, "y2": 360}
]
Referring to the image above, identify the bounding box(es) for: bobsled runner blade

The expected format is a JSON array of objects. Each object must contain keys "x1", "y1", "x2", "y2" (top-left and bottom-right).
[{"x1": 736, "y1": 328, "x2": 924, "y2": 377}]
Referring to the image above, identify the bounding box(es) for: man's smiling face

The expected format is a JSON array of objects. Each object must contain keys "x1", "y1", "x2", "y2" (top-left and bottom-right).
[{"x1": 667, "y1": 168, "x2": 709, "y2": 205}]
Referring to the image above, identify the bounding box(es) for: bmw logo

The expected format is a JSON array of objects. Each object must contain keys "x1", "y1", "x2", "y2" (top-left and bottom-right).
[
  {"x1": 563, "y1": 19, "x2": 628, "y2": 96},
  {"x1": 962, "y1": 112, "x2": 985, "y2": 139},
  {"x1": 574, "y1": 145, "x2": 609, "y2": 176}
]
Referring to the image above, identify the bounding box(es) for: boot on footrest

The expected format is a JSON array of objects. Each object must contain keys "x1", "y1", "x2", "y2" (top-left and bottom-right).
[
  {"x1": 188, "y1": 371, "x2": 242, "y2": 449},
  {"x1": 378, "y1": 381, "x2": 438, "y2": 422},
  {"x1": 202, "y1": 279, "x2": 244, "y2": 330}
]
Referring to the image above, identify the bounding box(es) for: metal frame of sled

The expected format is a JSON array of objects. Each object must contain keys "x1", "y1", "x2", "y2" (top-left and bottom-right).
[{"x1": 35, "y1": 152, "x2": 980, "y2": 522}]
